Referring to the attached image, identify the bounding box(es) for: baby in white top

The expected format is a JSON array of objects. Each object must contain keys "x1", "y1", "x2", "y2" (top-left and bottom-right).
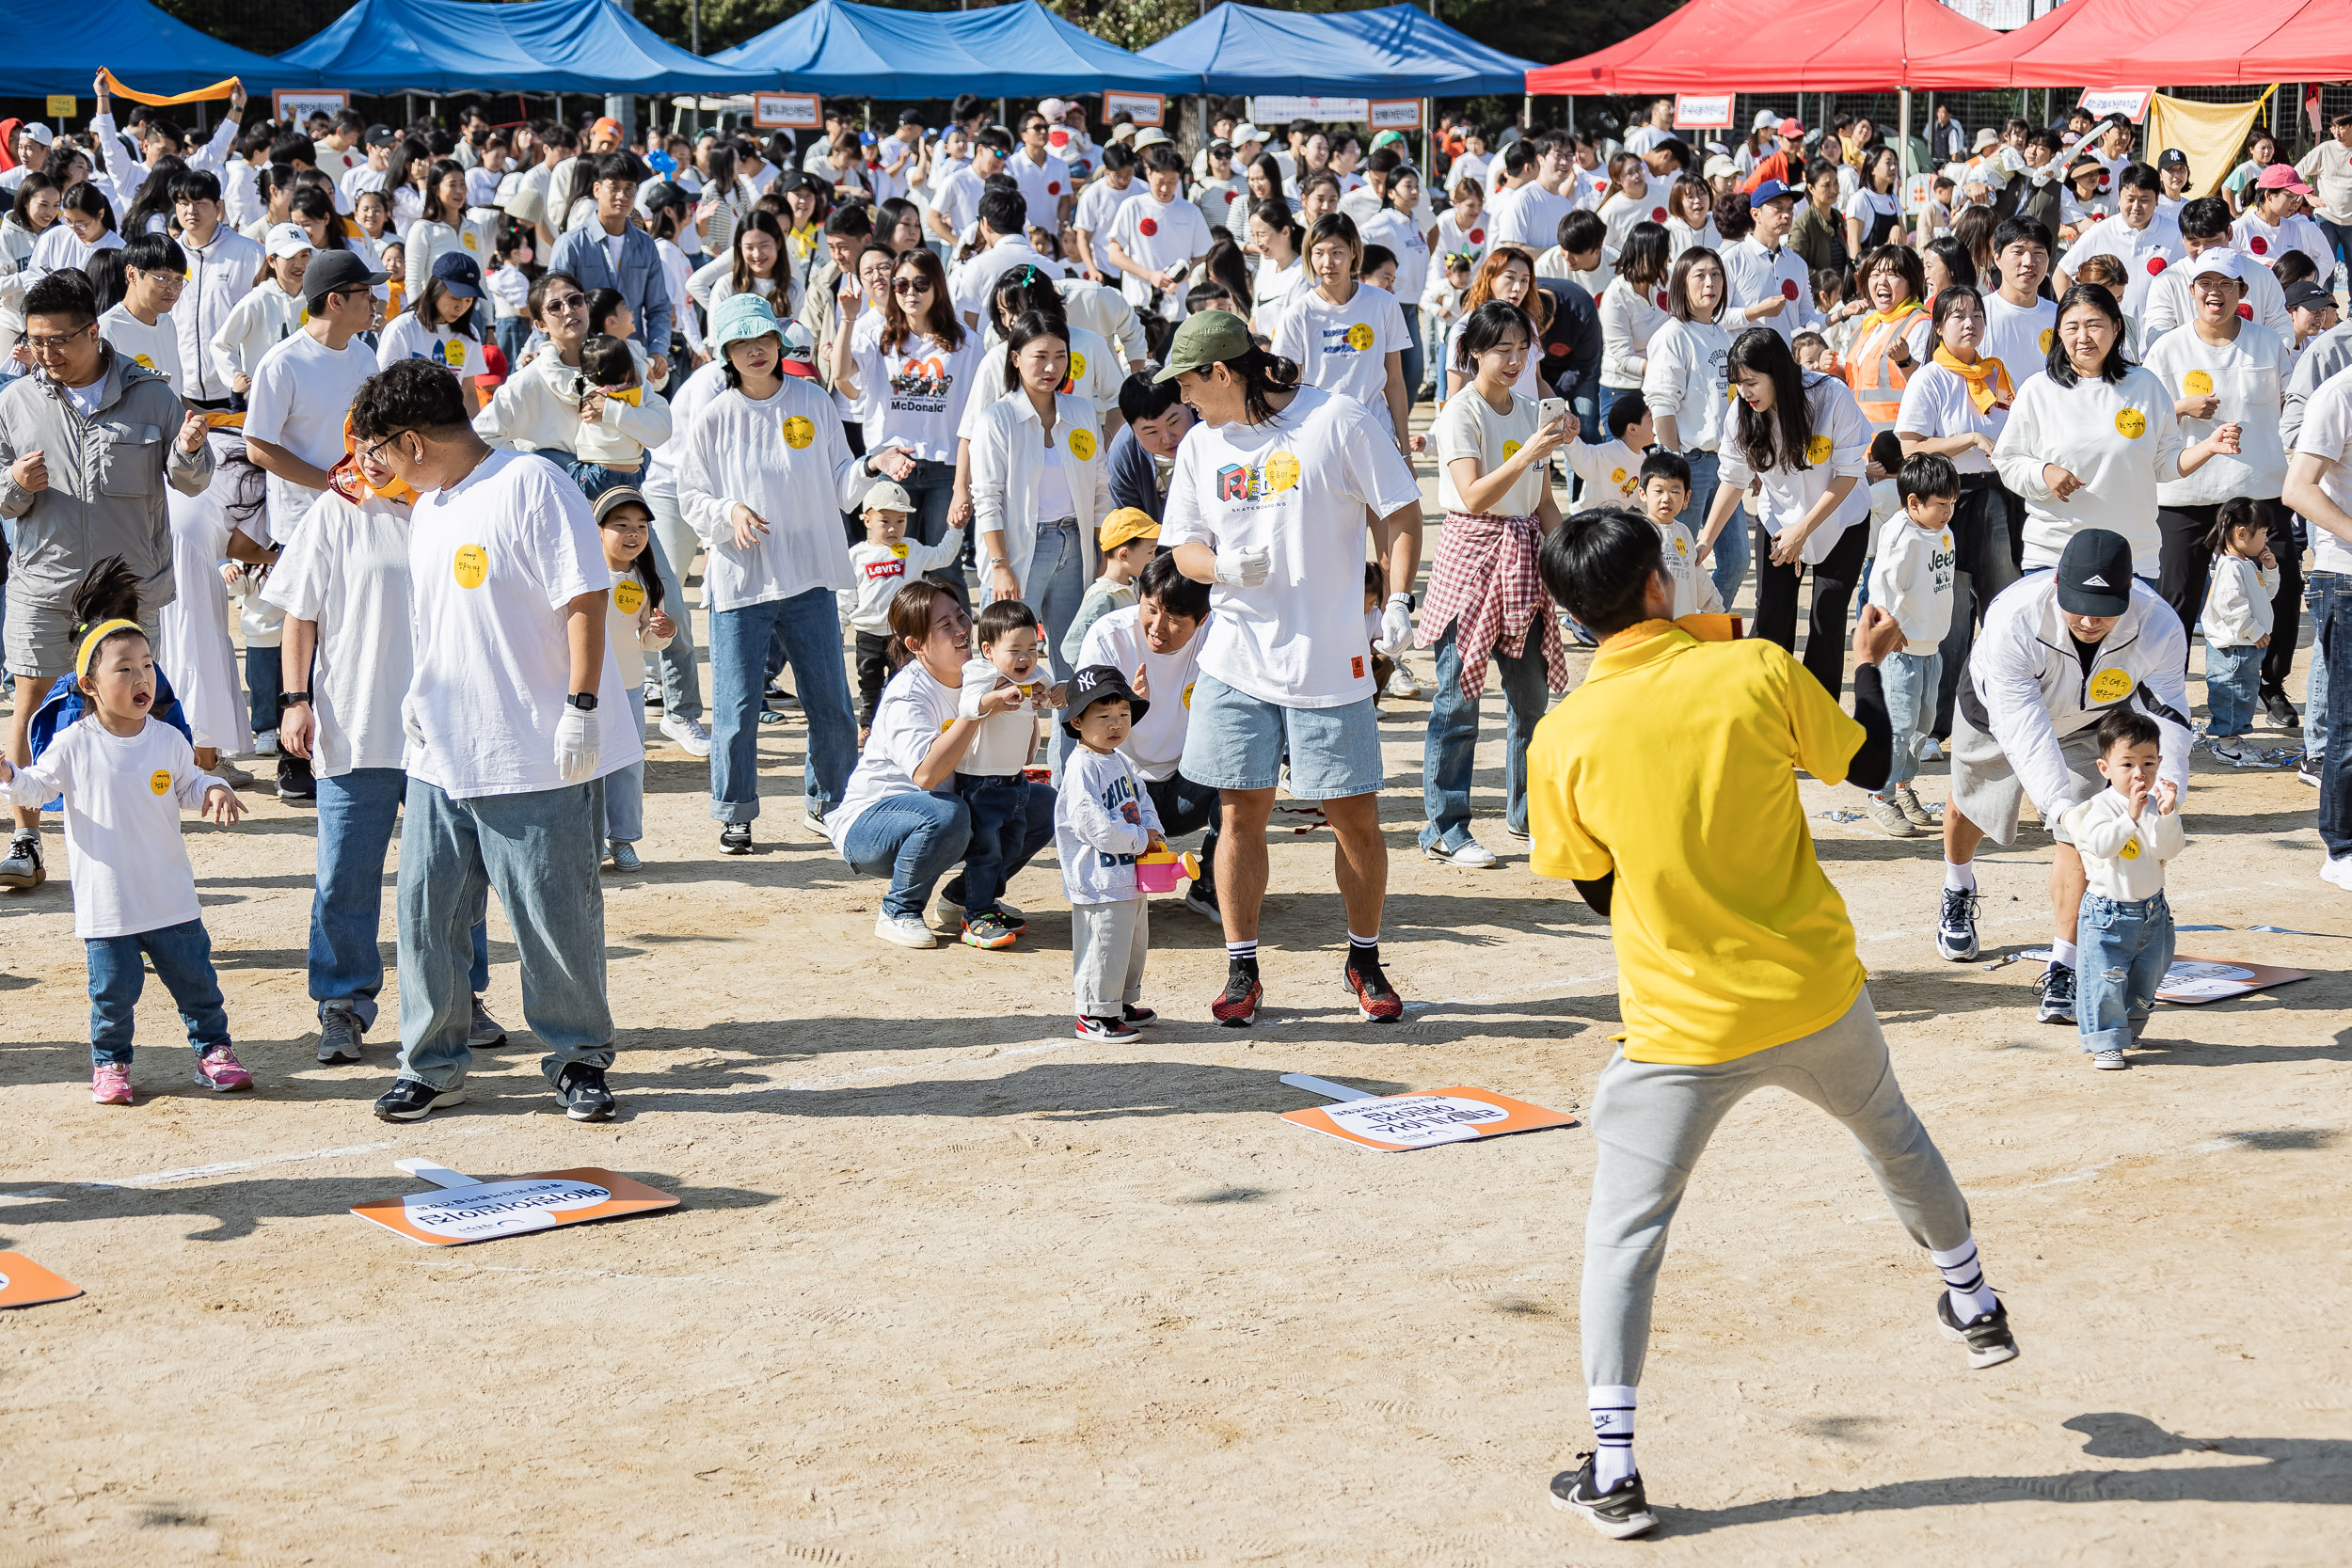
[{"x1": 2060, "y1": 707, "x2": 2185, "y2": 1068}]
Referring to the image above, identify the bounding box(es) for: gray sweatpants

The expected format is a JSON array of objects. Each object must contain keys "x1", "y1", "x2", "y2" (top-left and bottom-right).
[
  {"x1": 1581, "y1": 988, "x2": 1973, "y2": 1387},
  {"x1": 1072, "y1": 897, "x2": 1149, "y2": 1018}
]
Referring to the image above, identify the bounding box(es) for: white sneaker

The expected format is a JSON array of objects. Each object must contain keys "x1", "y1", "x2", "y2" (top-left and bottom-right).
[
  {"x1": 2322, "y1": 854, "x2": 2352, "y2": 891},
  {"x1": 1383, "y1": 665, "x2": 1423, "y2": 699},
  {"x1": 250, "y1": 729, "x2": 280, "y2": 757},
  {"x1": 875, "y1": 910, "x2": 938, "y2": 949},
  {"x1": 1422, "y1": 837, "x2": 1498, "y2": 868},
  {"x1": 1914, "y1": 734, "x2": 1944, "y2": 762},
  {"x1": 659, "y1": 714, "x2": 711, "y2": 757}
]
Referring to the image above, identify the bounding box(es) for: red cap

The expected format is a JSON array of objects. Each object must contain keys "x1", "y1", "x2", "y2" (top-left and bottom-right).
[{"x1": 2256, "y1": 163, "x2": 2313, "y2": 195}]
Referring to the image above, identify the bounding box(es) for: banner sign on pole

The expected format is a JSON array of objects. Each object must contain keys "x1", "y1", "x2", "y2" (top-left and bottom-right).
[
  {"x1": 1251, "y1": 95, "x2": 1370, "y2": 125},
  {"x1": 1103, "y1": 90, "x2": 1165, "y2": 128},
  {"x1": 753, "y1": 93, "x2": 821, "y2": 131},
  {"x1": 1368, "y1": 100, "x2": 1422, "y2": 131},
  {"x1": 2078, "y1": 87, "x2": 2154, "y2": 124},
  {"x1": 44, "y1": 95, "x2": 75, "y2": 119},
  {"x1": 273, "y1": 89, "x2": 348, "y2": 124},
  {"x1": 1673, "y1": 94, "x2": 1734, "y2": 131}
]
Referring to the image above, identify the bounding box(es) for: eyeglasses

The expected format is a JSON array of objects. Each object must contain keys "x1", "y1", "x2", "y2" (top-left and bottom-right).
[
  {"x1": 22, "y1": 325, "x2": 93, "y2": 355},
  {"x1": 358, "y1": 431, "x2": 412, "y2": 464},
  {"x1": 892, "y1": 277, "x2": 931, "y2": 294}
]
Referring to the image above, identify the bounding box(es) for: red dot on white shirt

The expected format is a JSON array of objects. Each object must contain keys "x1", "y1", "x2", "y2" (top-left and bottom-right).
[
  {"x1": 1651, "y1": 206, "x2": 1667, "y2": 222},
  {"x1": 2250, "y1": 235, "x2": 2269, "y2": 255},
  {"x1": 1138, "y1": 217, "x2": 1158, "y2": 237},
  {"x1": 2146, "y1": 257, "x2": 2167, "y2": 276},
  {"x1": 1656, "y1": 290, "x2": 1669, "y2": 309},
  {"x1": 1781, "y1": 278, "x2": 1800, "y2": 299},
  {"x1": 2238, "y1": 302, "x2": 2254, "y2": 320},
  {"x1": 1222, "y1": 191, "x2": 1236, "y2": 204},
  {"x1": 1048, "y1": 181, "x2": 1061, "y2": 195},
  {"x1": 1470, "y1": 228, "x2": 1485, "y2": 244},
  {"x1": 2100, "y1": 171, "x2": 2112, "y2": 189}
]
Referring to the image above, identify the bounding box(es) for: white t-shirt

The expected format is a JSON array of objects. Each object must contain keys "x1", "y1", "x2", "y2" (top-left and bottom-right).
[
  {"x1": 2058, "y1": 213, "x2": 2184, "y2": 317},
  {"x1": 1596, "y1": 188, "x2": 1670, "y2": 253},
  {"x1": 1073, "y1": 176, "x2": 1144, "y2": 280},
  {"x1": 1432, "y1": 385, "x2": 1546, "y2": 515},
  {"x1": 1108, "y1": 192, "x2": 1215, "y2": 313},
  {"x1": 1842, "y1": 186, "x2": 1900, "y2": 242},
  {"x1": 1564, "y1": 436, "x2": 1645, "y2": 507},
  {"x1": 1892, "y1": 360, "x2": 2006, "y2": 475},
  {"x1": 828, "y1": 659, "x2": 960, "y2": 851},
  {"x1": 1270, "y1": 282, "x2": 1409, "y2": 433},
  {"x1": 260, "y1": 488, "x2": 412, "y2": 778},
  {"x1": 403, "y1": 449, "x2": 639, "y2": 799},
  {"x1": 376, "y1": 310, "x2": 489, "y2": 381},
  {"x1": 931, "y1": 165, "x2": 985, "y2": 240},
  {"x1": 243, "y1": 329, "x2": 377, "y2": 543},
  {"x1": 1491, "y1": 181, "x2": 1575, "y2": 251},
  {"x1": 0, "y1": 717, "x2": 220, "y2": 939},
  {"x1": 1358, "y1": 207, "x2": 1432, "y2": 306},
  {"x1": 1641, "y1": 315, "x2": 1732, "y2": 453},
  {"x1": 2296, "y1": 369, "x2": 2352, "y2": 576},
  {"x1": 1722, "y1": 236, "x2": 1815, "y2": 346},
  {"x1": 1159, "y1": 385, "x2": 1422, "y2": 708},
  {"x1": 99, "y1": 304, "x2": 182, "y2": 393},
  {"x1": 2233, "y1": 209, "x2": 2333, "y2": 276},
  {"x1": 1076, "y1": 605, "x2": 1206, "y2": 782},
  {"x1": 955, "y1": 656, "x2": 1041, "y2": 775},
  {"x1": 1979, "y1": 293, "x2": 2058, "y2": 392},
  {"x1": 1009, "y1": 150, "x2": 1073, "y2": 232},
  {"x1": 849, "y1": 316, "x2": 980, "y2": 465}
]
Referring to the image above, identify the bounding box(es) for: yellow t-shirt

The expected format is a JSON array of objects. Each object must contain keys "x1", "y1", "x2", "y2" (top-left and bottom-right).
[{"x1": 1528, "y1": 622, "x2": 1867, "y2": 1065}]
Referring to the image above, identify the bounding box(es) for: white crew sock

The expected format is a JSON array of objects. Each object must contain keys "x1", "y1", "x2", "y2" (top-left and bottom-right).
[
  {"x1": 1589, "y1": 1385, "x2": 1637, "y2": 1488},
  {"x1": 1930, "y1": 1237, "x2": 2000, "y2": 1321},
  {"x1": 1944, "y1": 859, "x2": 1977, "y2": 893},
  {"x1": 2051, "y1": 940, "x2": 2078, "y2": 971}
]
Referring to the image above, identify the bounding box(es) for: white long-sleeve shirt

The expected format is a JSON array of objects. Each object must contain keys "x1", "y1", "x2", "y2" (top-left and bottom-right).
[
  {"x1": 0, "y1": 718, "x2": 222, "y2": 939},
  {"x1": 969, "y1": 389, "x2": 1109, "y2": 598},
  {"x1": 2141, "y1": 322, "x2": 2287, "y2": 506},
  {"x1": 840, "y1": 530, "x2": 965, "y2": 635},
  {"x1": 1642, "y1": 315, "x2": 1732, "y2": 453},
  {"x1": 676, "y1": 378, "x2": 868, "y2": 613},
  {"x1": 2202, "y1": 552, "x2": 2278, "y2": 647},
  {"x1": 1716, "y1": 372, "x2": 1871, "y2": 564},
  {"x1": 1055, "y1": 743, "x2": 1163, "y2": 905},
  {"x1": 1597, "y1": 275, "x2": 1666, "y2": 388},
  {"x1": 208, "y1": 279, "x2": 303, "y2": 386},
  {"x1": 1868, "y1": 514, "x2": 1957, "y2": 653},
  {"x1": 2140, "y1": 256, "x2": 2291, "y2": 347},
  {"x1": 2062, "y1": 787, "x2": 2184, "y2": 903},
  {"x1": 1994, "y1": 366, "x2": 2186, "y2": 578},
  {"x1": 571, "y1": 387, "x2": 673, "y2": 467}
]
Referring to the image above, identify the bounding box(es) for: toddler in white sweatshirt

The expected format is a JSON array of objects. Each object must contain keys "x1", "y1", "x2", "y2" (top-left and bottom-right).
[
  {"x1": 2199, "y1": 498, "x2": 2279, "y2": 766},
  {"x1": 2061, "y1": 707, "x2": 2185, "y2": 1069},
  {"x1": 1861, "y1": 453, "x2": 1958, "y2": 835}
]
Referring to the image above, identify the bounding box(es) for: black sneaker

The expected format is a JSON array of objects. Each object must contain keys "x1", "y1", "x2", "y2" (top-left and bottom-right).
[
  {"x1": 719, "y1": 822, "x2": 753, "y2": 855},
  {"x1": 1549, "y1": 1452, "x2": 1658, "y2": 1540},
  {"x1": 1211, "y1": 966, "x2": 1263, "y2": 1027},
  {"x1": 1937, "y1": 1291, "x2": 2020, "y2": 1369},
  {"x1": 0, "y1": 832, "x2": 45, "y2": 891},
  {"x1": 2300, "y1": 753, "x2": 2324, "y2": 788},
  {"x1": 1935, "y1": 887, "x2": 1979, "y2": 961},
  {"x1": 2265, "y1": 692, "x2": 2300, "y2": 729},
  {"x1": 373, "y1": 1077, "x2": 466, "y2": 1121},
  {"x1": 277, "y1": 756, "x2": 316, "y2": 800},
  {"x1": 1120, "y1": 1003, "x2": 1157, "y2": 1026},
  {"x1": 2036, "y1": 962, "x2": 2076, "y2": 1024},
  {"x1": 1183, "y1": 880, "x2": 1221, "y2": 923},
  {"x1": 555, "y1": 1064, "x2": 615, "y2": 1122}
]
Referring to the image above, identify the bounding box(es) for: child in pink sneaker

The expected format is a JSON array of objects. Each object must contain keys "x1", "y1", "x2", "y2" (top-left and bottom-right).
[{"x1": 0, "y1": 577, "x2": 250, "y2": 1103}]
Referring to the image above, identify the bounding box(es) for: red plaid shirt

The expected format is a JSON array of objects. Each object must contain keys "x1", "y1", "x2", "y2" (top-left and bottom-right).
[{"x1": 1415, "y1": 510, "x2": 1568, "y2": 700}]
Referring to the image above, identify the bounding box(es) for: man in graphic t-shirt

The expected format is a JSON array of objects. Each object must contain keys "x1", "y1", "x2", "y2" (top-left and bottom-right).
[{"x1": 1157, "y1": 313, "x2": 1423, "y2": 1026}]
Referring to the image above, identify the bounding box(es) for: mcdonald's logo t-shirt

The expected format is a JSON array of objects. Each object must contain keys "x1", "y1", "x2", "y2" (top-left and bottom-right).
[{"x1": 847, "y1": 315, "x2": 980, "y2": 465}]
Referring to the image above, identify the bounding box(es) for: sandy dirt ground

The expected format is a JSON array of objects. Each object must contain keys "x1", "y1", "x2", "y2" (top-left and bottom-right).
[{"x1": 3, "y1": 454, "x2": 2348, "y2": 1567}]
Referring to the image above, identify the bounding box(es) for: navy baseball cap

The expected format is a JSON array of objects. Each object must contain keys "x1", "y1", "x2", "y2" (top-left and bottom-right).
[
  {"x1": 430, "y1": 250, "x2": 484, "y2": 299},
  {"x1": 1748, "y1": 179, "x2": 1797, "y2": 209}
]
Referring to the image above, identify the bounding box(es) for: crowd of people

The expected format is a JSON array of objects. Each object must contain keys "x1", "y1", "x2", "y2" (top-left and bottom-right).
[{"x1": 0, "y1": 78, "x2": 2342, "y2": 1542}]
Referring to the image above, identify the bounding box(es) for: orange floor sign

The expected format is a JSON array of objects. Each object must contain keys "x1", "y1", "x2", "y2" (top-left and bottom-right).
[
  {"x1": 351, "y1": 1158, "x2": 679, "y2": 1246},
  {"x1": 2156, "y1": 957, "x2": 2312, "y2": 1005},
  {"x1": 1278, "y1": 1073, "x2": 1578, "y2": 1151},
  {"x1": 0, "y1": 1251, "x2": 85, "y2": 1308}
]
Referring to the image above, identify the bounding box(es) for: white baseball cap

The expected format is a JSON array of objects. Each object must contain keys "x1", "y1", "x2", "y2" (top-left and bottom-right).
[
  {"x1": 265, "y1": 222, "x2": 313, "y2": 260},
  {"x1": 1753, "y1": 109, "x2": 1778, "y2": 132},
  {"x1": 2188, "y1": 246, "x2": 2245, "y2": 281},
  {"x1": 1231, "y1": 122, "x2": 1267, "y2": 146},
  {"x1": 21, "y1": 122, "x2": 53, "y2": 147}
]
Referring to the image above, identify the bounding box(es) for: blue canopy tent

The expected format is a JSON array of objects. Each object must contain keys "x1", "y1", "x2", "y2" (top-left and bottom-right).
[
  {"x1": 275, "y1": 0, "x2": 763, "y2": 94},
  {"x1": 714, "y1": 0, "x2": 1200, "y2": 98},
  {"x1": 1138, "y1": 2, "x2": 1537, "y2": 97},
  {"x1": 0, "y1": 0, "x2": 316, "y2": 95}
]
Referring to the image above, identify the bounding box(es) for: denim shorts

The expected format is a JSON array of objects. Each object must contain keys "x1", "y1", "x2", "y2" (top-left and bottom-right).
[{"x1": 1179, "y1": 673, "x2": 1386, "y2": 800}]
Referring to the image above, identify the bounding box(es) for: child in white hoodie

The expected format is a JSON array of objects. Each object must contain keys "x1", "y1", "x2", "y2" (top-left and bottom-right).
[
  {"x1": 1862, "y1": 453, "x2": 1959, "y2": 838},
  {"x1": 2200, "y1": 497, "x2": 2279, "y2": 768},
  {"x1": 2062, "y1": 706, "x2": 2184, "y2": 1069}
]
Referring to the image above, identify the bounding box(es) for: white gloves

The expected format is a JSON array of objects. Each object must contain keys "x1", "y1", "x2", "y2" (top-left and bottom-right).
[
  {"x1": 554, "y1": 707, "x2": 598, "y2": 784},
  {"x1": 1213, "y1": 546, "x2": 1272, "y2": 588},
  {"x1": 402, "y1": 693, "x2": 428, "y2": 752},
  {"x1": 1377, "y1": 594, "x2": 1414, "y2": 655}
]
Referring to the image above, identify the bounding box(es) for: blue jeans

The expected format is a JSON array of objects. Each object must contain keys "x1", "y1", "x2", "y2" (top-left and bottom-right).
[
  {"x1": 312, "y1": 767, "x2": 488, "y2": 1031},
  {"x1": 1420, "y1": 620, "x2": 1549, "y2": 847},
  {"x1": 566, "y1": 454, "x2": 646, "y2": 501},
  {"x1": 604, "y1": 687, "x2": 648, "y2": 843},
  {"x1": 707, "y1": 585, "x2": 860, "y2": 824},
  {"x1": 493, "y1": 313, "x2": 531, "y2": 367},
  {"x1": 2309, "y1": 595, "x2": 2331, "y2": 762},
  {"x1": 839, "y1": 784, "x2": 1054, "y2": 920},
  {"x1": 2204, "y1": 641, "x2": 2262, "y2": 737},
  {"x1": 1881, "y1": 650, "x2": 1941, "y2": 789},
  {"x1": 1571, "y1": 382, "x2": 1603, "y2": 444},
  {"x1": 904, "y1": 457, "x2": 963, "y2": 588},
  {"x1": 2077, "y1": 891, "x2": 2173, "y2": 1054},
  {"x1": 1016, "y1": 519, "x2": 1089, "y2": 683},
  {"x1": 86, "y1": 918, "x2": 230, "y2": 1067},
  {"x1": 2317, "y1": 573, "x2": 2352, "y2": 853},
  {"x1": 641, "y1": 498, "x2": 703, "y2": 721},
  {"x1": 952, "y1": 771, "x2": 1026, "y2": 917},
  {"x1": 2320, "y1": 217, "x2": 2352, "y2": 295},
  {"x1": 1400, "y1": 304, "x2": 1426, "y2": 404},
  {"x1": 394, "y1": 777, "x2": 612, "y2": 1090},
  {"x1": 246, "y1": 643, "x2": 280, "y2": 735}
]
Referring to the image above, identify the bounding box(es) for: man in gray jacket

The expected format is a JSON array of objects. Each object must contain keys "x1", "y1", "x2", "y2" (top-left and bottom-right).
[
  {"x1": 0, "y1": 268, "x2": 212, "y2": 889},
  {"x1": 2281, "y1": 318, "x2": 2352, "y2": 768}
]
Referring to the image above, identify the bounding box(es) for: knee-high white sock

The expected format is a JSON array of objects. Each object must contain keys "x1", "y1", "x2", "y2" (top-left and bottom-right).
[
  {"x1": 1931, "y1": 1237, "x2": 2000, "y2": 1321},
  {"x1": 1589, "y1": 1385, "x2": 1637, "y2": 1488},
  {"x1": 1944, "y1": 859, "x2": 1977, "y2": 893}
]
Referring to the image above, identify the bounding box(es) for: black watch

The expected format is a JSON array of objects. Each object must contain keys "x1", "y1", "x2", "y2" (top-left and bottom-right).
[
  {"x1": 278, "y1": 691, "x2": 311, "y2": 711},
  {"x1": 565, "y1": 692, "x2": 598, "y2": 712}
]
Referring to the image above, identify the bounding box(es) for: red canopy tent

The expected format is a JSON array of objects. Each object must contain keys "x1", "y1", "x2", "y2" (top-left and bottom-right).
[
  {"x1": 1915, "y1": 0, "x2": 2340, "y2": 88},
  {"x1": 1526, "y1": 0, "x2": 2001, "y2": 94}
]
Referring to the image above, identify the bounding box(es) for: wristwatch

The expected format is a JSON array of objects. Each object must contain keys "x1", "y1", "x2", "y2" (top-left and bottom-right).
[
  {"x1": 565, "y1": 692, "x2": 597, "y2": 712},
  {"x1": 278, "y1": 691, "x2": 310, "y2": 711}
]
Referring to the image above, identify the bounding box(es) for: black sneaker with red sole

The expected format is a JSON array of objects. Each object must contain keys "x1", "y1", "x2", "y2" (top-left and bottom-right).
[
  {"x1": 1212, "y1": 968, "x2": 1262, "y2": 1026},
  {"x1": 1344, "y1": 957, "x2": 1405, "y2": 1022}
]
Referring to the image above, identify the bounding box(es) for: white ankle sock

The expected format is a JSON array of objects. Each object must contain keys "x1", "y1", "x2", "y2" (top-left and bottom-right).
[
  {"x1": 1944, "y1": 859, "x2": 1977, "y2": 893},
  {"x1": 1589, "y1": 1385, "x2": 1637, "y2": 1488},
  {"x1": 1930, "y1": 1237, "x2": 2000, "y2": 1321},
  {"x1": 2052, "y1": 940, "x2": 2078, "y2": 971}
]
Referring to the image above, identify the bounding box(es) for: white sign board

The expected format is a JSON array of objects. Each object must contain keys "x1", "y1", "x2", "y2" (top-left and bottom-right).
[
  {"x1": 754, "y1": 93, "x2": 821, "y2": 131},
  {"x1": 1369, "y1": 100, "x2": 1422, "y2": 131},
  {"x1": 273, "y1": 90, "x2": 348, "y2": 126},
  {"x1": 1943, "y1": 0, "x2": 2036, "y2": 28},
  {"x1": 1252, "y1": 96, "x2": 1370, "y2": 124},
  {"x1": 1103, "y1": 91, "x2": 1165, "y2": 128},
  {"x1": 2079, "y1": 87, "x2": 2154, "y2": 124},
  {"x1": 1674, "y1": 94, "x2": 1734, "y2": 131}
]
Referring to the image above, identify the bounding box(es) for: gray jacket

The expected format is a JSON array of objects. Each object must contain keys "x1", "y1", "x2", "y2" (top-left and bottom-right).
[
  {"x1": 0, "y1": 347, "x2": 212, "y2": 609},
  {"x1": 2282, "y1": 319, "x2": 2352, "y2": 450}
]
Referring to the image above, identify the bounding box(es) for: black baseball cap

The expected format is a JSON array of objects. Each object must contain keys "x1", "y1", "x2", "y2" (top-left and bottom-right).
[
  {"x1": 2057, "y1": 529, "x2": 2134, "y2": 617},
  {"x1": 1061, "y1": 663, "x2": 1150, "y2": 737},
  {"x1": 301, "y1": 248, "x2": 389, "y2": 307},
  {"x1": 2157, "y1": 148, "x2": 2188, "y2": 171},
  {"x1": 2285, "y1": 278, "x2": 2336, "y2": 312},
  {"x1": 364, "y1": 123, "x2": 397, "y2": 148}
]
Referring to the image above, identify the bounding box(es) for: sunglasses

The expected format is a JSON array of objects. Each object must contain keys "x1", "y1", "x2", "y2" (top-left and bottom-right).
[{"x1": 891, "y1": 277, "x2": 932, "y2": 294}]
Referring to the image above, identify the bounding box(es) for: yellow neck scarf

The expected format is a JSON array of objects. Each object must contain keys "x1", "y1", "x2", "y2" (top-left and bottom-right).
[
  {"x1": 1859, "y1": 298, "x2": 1924, "y2": 336},
  {"x1": 1933, "y1": 345, "x2": 2013, "y2": 413}
]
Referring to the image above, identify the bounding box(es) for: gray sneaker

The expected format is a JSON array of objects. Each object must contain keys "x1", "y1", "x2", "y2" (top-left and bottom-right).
[
  {"x1": 0, "y1": 832, "x2": 44, "y2": 891},
  {"x1": 1865, "y1": 793, "x2": 1917, "y2": 837},
  {"x1": 1892, "y1": 784, "x2": 1936, "y2": 828},
  {"x1": 316, "y1": 1009, "x2": 365, "y2": 1064},
  {"x1": 607, "y1": 839, "x2": 642, "y2": 872},
  {"x1": 469, "y1": 996, "x2": 507, "y2": 1049}
]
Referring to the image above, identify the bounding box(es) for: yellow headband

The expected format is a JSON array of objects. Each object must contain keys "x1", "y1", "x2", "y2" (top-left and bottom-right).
[{"x1": 75, "y1": 619, "x2": 144, "y2": 680}]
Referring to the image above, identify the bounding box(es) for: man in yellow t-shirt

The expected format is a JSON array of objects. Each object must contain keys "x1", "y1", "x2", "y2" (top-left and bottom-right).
[{"x1": 1525, "y1": 506, "x2": 2018, "y2": 1541}]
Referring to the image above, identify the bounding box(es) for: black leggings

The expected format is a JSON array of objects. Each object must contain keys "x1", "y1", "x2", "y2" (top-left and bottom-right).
[
  {"x1": 1752, "y1": 516, "x2": 1870, "y2": 700},
  {"x1": 2265, "y1": 511, "x2": 2304, "y2": 703}
]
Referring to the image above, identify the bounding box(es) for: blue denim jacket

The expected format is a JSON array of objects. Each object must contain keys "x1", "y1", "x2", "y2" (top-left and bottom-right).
[{"x1": 548, "y1": 223, "x2": 674, "y2": 359}]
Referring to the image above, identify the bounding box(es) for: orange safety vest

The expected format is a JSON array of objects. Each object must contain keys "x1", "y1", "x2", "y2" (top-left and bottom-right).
[{"x1": 1844, "y1": 305, "x2": 1929, "y2": 425}]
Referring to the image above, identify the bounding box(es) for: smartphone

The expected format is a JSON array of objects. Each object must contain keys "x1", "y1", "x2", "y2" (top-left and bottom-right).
[{"x1": 1537, "y1": 397, "x2": 1568, "y2": 429}]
